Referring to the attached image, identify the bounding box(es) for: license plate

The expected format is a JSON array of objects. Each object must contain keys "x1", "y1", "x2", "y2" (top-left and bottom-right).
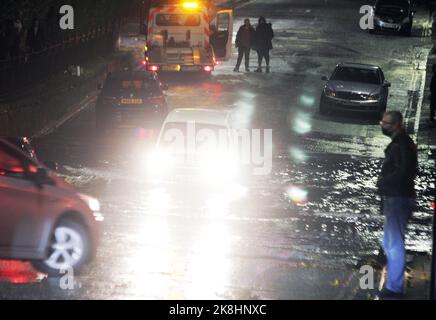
[
  {"x1": 162, "y1": 65, "x2": 181, "y2": 71},
  {"x1": 182, "y1": 65, "x2": 201, "y2": 71},
  {"x1": 383, "y1": 23, "x2": 397, "y2": 29},
  {"x1": 121, "y1": 98, "x2": 143, "y2": 105}
]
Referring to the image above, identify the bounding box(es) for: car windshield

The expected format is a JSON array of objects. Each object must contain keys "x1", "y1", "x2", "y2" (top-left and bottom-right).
[
  {"x1": 160, "y1": 122, "x2": 229, "y2": 150},
  {"x1": 104, "y1": 77, "x2": 161, "y2": 96},
  {"x1": 376, "y1": 1, "x2": 409, "y2": 15},
  {"x1": 331, "y1": 67, "x2": 380, "y2": 84},
  {"x1": 156, "y1": 14, "x2": 201, "y2": 27}
]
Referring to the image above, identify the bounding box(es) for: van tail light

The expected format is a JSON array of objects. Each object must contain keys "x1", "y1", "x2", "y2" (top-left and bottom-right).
[{"x1": 148, "y1": 65, "x2": 159, "y2": 72}]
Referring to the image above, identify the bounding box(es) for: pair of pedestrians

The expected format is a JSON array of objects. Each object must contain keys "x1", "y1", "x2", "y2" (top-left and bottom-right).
[{"x1": 233, "y1": 17, "x2": 274, "y2": 73}]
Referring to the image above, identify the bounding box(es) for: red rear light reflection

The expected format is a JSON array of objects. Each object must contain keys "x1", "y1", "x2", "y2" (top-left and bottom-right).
[
  {"x1": 0, "y1": 261, "x2": 46, "y2": 284},
  {"x1": 137, "y1": 128, "x2": 155, "y2": 140},
  {"x1": 148, "y1": 65, "x2": 159, "y2": 72}
]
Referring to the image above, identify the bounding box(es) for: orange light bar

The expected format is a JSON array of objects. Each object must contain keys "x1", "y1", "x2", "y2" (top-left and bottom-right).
[{"x1": 183, "y1": 2, "x2": 199, "y2": 9}]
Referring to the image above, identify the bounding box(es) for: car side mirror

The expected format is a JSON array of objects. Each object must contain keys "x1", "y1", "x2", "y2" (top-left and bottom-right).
[
  {"x1": 321, "y1": 76, "x2": 328, "y2": 81},
  {"x1": 29, "y1": 167, "x2": 49, "y2": 188},
  {"x1": 384, "y1": 82, "x2": 391, "y2": 88}
]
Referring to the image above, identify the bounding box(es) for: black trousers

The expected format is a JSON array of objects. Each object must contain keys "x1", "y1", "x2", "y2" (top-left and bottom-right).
[
  {"x1": 257, "y1": 48, "x2": 270, "y2": 67},
  {"x1": 235, "y1": 46, "x2": 251, "y2": 70}
]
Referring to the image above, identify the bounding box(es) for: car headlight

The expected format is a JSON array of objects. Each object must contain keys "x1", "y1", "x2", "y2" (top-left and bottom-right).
[
  {"x1": 367, "y1": 92, "x2": 381, "y2": 100},
  {"x1": 324, "y1": 87, "x2": 336, "y2": 97},
  {"x1": 79, "y1": 193, "x2": 101, "y2": 212},
  {"x1": 198, "y1": 150, "x2": 240, "y2": 183}
]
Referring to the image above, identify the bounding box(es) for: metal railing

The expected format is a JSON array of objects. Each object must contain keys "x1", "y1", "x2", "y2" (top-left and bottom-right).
[{"x1": 0, "y1": 20, "x2": 120, "y2": 94}]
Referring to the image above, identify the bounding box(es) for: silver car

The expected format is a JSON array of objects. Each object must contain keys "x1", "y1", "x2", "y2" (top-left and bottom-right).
[
  {"x1": 320, "y1": 63, "x2": 391, "y2": 117},
  {"x1": 370, "y1": 0, "x2": 415, "y2": 37}
]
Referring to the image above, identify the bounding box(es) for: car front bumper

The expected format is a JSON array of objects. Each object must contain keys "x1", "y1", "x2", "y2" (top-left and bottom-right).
[
  {"x1": 373, "y1": 19, "x2": 409, "y2": 33},
  {"x1": 322, "y1": 94, "x2": 384, "y2": 113}
]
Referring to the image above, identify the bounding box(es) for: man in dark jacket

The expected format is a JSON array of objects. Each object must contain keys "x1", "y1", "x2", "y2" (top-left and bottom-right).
[
  {"x1": 377, "y1": 111, "x2": 417, "y2": 298},
  {"x1": 234, "y1": 19, "x2": 255, "y2": 72},
  {"x1": 253, "y1": 17, "x2": 274, "y2": 73},
  {"x1": 430, "y1": 64, "x2": 436, "y2": 123},
  {"x1": 27, "y1": 18, "x2": 46, "y2": 52}
]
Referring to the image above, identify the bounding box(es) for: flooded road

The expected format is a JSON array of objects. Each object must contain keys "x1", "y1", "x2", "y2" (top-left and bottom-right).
[{"x1": 0, "y1": 0, "x2": 434, "y2": 299}]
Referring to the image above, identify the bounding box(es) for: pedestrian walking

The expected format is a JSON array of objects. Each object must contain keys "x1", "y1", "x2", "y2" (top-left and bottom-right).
[
  {"x1": 0, "y1": 23, "x2": 8, "y2": 60},
  {"x1": 234, "y1": 18, "x2": 255, "y2": 72},
  {"x1": 377, "y1": 111, "x2": 418, "y2": 299},
  {"x1": 26, "y1": 17, "x2": 46, "y2": 53},
  {"x1": 253, "y1": 17, "x2": 274, "y2": 73},
  {"x1": 430, "y1": 64, "x2": 436, "y2": 123},
  {"x1": 10, "y1": 11, "x2": 24, "y2": 60}
]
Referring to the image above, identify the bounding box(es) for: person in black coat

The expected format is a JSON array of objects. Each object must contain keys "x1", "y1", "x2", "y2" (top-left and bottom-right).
[
  {"x1": 430, "y1": 64, "x2": 436, "y2": 123},
  {"x1": 234, "y1": 18, "x2": 255, "y2": 72},
  {"x1": 27, "y1": 18, "x2": 46, "y2": 53},
  {"x1": 253, "y1": 17, "x2": 274, "y2": 73}
]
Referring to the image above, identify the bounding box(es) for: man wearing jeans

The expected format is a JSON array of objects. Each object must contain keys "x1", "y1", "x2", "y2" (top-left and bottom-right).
[{"x1": 377, "y1": 111, "x2": 418, "y2": 299}]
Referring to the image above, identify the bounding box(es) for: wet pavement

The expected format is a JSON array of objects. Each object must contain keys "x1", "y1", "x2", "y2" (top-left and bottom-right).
[{"x1": 0, "y1": 0, "x2": 435, "y2": 299}]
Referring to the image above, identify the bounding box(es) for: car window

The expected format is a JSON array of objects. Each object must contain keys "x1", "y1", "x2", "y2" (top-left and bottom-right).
[
  {"x1": 379, "y1": 69, "x2": 385, "y2": 82},
  {"x1": 376, "y1": 1, "x2": 409, "y2": 14},
  {"x1": 331, "y1": 67, "x2": 381, "y2": 85},
  {"x1": 104, "y1": 77, "x2": 161, "y2": 96},
  {"x1": 0, "y1": 147, "x2": 25, "y2": 177},
  {"x1": 160, "y1": 122, "x2": 229, "y2": 149},
  {"x1": 156, "y1": 14, "x2": 201, "y2": 27}
]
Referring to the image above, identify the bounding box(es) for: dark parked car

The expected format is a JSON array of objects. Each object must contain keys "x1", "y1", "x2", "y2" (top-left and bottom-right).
[
  {"x1": 320, "y1": 62, "x2": 391, "y2": 117},
  {"x1": 95, "y1": 70, "x2": 169, "y2": 132},
  {"x1": 0, "y1": 138, "x2": 103, "y2": 275},
  {"x1": 370, "y1": 0, "x2": 415, "y2": 36}
]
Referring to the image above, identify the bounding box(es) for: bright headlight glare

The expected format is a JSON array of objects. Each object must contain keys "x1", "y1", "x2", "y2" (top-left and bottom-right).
[
  {"x1": 79, "y1": 194, "x2": 101, "y2": 212},
  {"x1": 198, "y1": 151, "x2": 239, "y2": 181},
  {"x1": 148, "y1": 149, "x2": 174, "y2": 175}
]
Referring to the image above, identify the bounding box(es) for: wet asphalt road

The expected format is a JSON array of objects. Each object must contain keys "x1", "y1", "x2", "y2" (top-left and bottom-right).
[{"x1": 0, "y1": 0, "x2": 435, "y2": 299}]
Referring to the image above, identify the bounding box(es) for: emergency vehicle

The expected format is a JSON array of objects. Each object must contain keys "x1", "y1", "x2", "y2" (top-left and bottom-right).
[{"x1": 143, "y1": 0, "x2": 233, "y2": 73}]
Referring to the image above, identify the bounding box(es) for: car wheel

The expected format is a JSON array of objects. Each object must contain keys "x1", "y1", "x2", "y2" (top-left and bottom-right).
[
  {"x1": 31, "y1": 219, "x2": 91, "y2": 276},
  {"x1": 402, "y1": 23, "x2": 412, "y2": 37},
  {"x1": 319, "y1": 96, "x2": 329, "y2": 115}
]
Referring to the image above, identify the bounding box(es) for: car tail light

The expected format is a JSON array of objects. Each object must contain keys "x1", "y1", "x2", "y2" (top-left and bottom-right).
[
  {"x1": 148, "y1": 65, "x2": 159, "y2": 72},
  {"x1": 142, "y1": 60, "x2": 147, "y2": 66},
  {"x1": 204, "y1": 65, "x2": 213, "y2": 72},
  {"x1": 432, "y1": 202, "x2": 435, "y2": 211}
]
